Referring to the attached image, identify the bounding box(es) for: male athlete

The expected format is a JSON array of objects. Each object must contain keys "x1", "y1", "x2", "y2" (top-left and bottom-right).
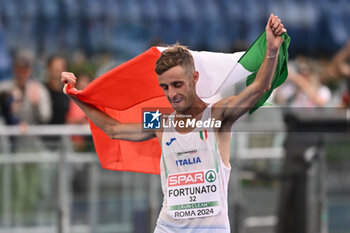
[{"x1": 62, "y1": 14, "x2": 286, "y2": 233}]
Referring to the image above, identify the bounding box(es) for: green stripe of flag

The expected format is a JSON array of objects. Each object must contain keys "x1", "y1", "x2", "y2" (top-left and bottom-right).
[
  {"x1": 169, "y1": 201, "x2": 220, "y2": 210},
  {"x1": 238, "y1": 32, "x2": 290, "y2": 114}
]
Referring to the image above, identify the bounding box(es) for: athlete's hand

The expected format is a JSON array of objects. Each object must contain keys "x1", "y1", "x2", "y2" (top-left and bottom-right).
[
  {"x1": 265, "y1": 14, "x2": 286, "y2": 56},
  {"x1": 61, "y1": 72, "x2": 77, "y2": 94}
]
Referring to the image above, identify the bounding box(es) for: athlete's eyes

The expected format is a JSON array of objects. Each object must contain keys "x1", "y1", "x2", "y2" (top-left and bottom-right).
[
  {"x1": 160, "y1": 84, "x2": 168, "y2": 90},
  {"x1": 173, "y1": 82, "x2": 183, "y2": 88}
]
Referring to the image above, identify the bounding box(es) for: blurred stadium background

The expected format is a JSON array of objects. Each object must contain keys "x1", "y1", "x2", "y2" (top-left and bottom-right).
[{"x1": 0, "y1": 0, "x2": 350, "y2": 233}]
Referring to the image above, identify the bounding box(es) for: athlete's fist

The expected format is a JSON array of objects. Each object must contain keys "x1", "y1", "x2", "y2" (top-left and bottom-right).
[
  {"x1": 265, "y1": 14, "x2": 286, "y2": 56},
  {"x1": 61, "y1": 72, "x2": 77, "y2": 94}
]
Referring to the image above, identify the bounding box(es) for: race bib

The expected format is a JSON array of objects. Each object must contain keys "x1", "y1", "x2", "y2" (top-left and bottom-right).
[{"x1": 167, "y1": 169, "x2": 221, "y2": 219}]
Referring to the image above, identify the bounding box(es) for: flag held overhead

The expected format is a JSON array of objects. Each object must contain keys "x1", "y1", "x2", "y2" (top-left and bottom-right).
[{"x1": 66, "y1": 32, "x2": 290, "y2": 174}]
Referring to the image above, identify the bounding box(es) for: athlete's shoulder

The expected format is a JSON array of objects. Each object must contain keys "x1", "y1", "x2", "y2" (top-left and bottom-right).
[
  {"x1": 155, "y1": 131, "x2": 164, "y2": 145},
  {"x1": 211, "y1": 95, "x2": 237, "y2": 120}
]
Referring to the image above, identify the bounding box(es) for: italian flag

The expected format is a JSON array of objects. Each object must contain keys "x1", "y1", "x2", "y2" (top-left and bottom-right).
[
  {"x1": 199, "y1": 130, "x2": 208, "y2": 141},
  {"x1": 66, "y1": 31, "x2": 290, "y2": 174}
]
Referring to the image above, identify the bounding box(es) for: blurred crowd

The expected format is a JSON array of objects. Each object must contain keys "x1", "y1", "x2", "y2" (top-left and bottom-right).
[
  {"x1": 0, "y1": 49, "x2": 103, "y2": 151},
  {"x1": 274, "y1": 40, "x2": 350, "y2": 108}
]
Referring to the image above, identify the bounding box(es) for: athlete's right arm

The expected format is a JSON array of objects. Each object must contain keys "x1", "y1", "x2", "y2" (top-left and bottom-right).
[{"x1": 61, "y1": 72, "x2": 156, "y2": 142}]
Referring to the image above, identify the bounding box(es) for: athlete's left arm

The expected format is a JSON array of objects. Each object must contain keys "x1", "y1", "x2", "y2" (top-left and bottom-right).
[{"x1": 212, "y1": 14, "x2": 286, "y2": 126}]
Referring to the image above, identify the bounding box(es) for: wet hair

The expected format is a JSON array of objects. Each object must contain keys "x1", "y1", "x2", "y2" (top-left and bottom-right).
[{"x1": 155, "y1": 44, "x2": 194, "y2": 76}]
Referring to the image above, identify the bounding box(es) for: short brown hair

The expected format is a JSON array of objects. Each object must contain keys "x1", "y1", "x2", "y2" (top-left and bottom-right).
[{"x1": 155, "y1": 44, "x2": 194, "y2": 76}]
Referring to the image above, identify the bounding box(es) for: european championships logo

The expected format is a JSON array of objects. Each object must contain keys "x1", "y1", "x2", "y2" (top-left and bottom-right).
[{"x1": 143, "y1": 109, "x2": 222, "y2": 130}]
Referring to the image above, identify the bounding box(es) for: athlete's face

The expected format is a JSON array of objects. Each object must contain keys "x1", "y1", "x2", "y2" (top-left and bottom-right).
[{"x1": 158, "y1": 65, "x2": 198, "y2": 113}]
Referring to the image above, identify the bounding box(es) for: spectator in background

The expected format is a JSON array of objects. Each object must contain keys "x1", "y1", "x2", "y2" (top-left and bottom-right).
[
  {"x1": 0, "y1": 50, "x2": 52, "y2": 216},
  {"x1": 312, "y1": 40, "x2": 350, "y2": 108},
  {"x1": 341, "y1": 82, "x2": 350, "y2": 108},
  {"x1": 323, "y1": 40, "x2": 350, "y2": 81},
  {"x1": 45, "y1": 55, "x2": 69, "y2": 124},
  {"x1": 0, "y1": 50, "x2": 52, "y2": 128},
  {"x1": 274, "y1": 56, "x2": 331, "y2": 107},
  {"x1": 43, "y1": 55, "x2": 69, "y2": 150},
  {"x1": 69, "y1": 50, "x2": 96, "y2": 78},
  {"x1": 328, "y1": 40, "x2": 350, "y2": 107}
]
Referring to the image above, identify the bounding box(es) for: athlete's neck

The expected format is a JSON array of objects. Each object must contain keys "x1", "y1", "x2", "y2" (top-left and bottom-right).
[{"x1": 175, "y1": 96, "x2": 208, "y2": 120}]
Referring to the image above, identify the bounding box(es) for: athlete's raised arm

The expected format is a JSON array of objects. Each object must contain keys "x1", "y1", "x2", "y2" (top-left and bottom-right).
[
  {"x1": 61, "y1": 72, "x2": 156, "y2": 142},
  {"x1": 213, "y1": 14, "x2": 286, "y2": 128}
]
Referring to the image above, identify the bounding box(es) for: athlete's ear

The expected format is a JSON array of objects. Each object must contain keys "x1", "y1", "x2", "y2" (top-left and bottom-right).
[{"x1": 192, "y1": 71, "x2": 199, "y2": 84}]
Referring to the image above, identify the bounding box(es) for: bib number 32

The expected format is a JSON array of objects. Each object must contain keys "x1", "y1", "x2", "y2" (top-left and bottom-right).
[{"x1": 167, "y1": 169, "x2": 221, "y2": 219}]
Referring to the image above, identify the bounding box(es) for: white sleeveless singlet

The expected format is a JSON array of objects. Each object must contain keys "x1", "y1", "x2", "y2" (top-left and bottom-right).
[{"x1": 154, "y1": 105, "x2": 231, "y2": 233}]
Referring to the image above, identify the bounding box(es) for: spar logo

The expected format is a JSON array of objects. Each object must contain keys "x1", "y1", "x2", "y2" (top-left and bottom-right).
[
  {"x1": 168, "y1": 171, "x2": 204, "y2": 187},
  {"x1": 205, "y1": 170, "x2": 216, "y2": 182}
]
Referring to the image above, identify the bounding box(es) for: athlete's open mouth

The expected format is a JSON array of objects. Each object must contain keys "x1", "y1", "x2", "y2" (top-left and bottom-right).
[{"x1": 173, "y1": 98, "x2": 182, "y2": 103}]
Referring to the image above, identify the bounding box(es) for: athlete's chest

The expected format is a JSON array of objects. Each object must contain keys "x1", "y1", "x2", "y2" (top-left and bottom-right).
[{"x1": 162, "y1": 130, "x2": 218, "y2": 172}]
